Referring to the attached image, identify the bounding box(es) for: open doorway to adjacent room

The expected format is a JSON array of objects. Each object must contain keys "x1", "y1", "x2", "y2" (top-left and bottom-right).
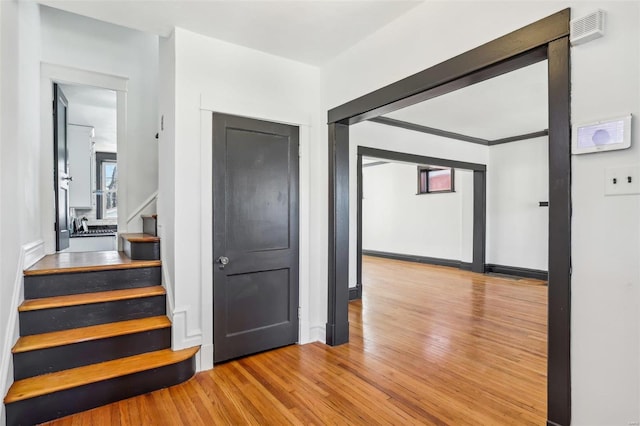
[
  {"x1": 53, "y1": 83, "x2": 119, "y2": 253},
  {"x1": 345, "y1": 59, "x2": 549, "y2": 422},
  {"x1": 327, "y1": 10, "x2": 570, "y2": 425},
  {"x1": 354, "y1": 58, "x2": 550, "y2": 286}
]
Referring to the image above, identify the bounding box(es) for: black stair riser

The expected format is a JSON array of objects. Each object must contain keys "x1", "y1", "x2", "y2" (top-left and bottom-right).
[
  {"x1": 5, "y1": 356, "x2": 195, "y2": 426},
  {"x1": 13, "y1": 327, "x2": 171, "y2": 380},
  {"x1": 142, "y1": 217, "x2": 158, "y2": 237},
  {"x1": 19, "y1": 295, "x2": 166, "y2": 336},
  {"x1": 124, "y1": 240, "x2": 161, "y2": 261},
  {"x1": 24, "y1": 267, "x2": 161, "y2": 299}
]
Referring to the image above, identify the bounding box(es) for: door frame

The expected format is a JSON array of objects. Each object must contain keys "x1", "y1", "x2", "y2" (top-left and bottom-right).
[
  {"x1": 355, "y1": 147, "x2": 487, "y2": 298},
  {"x1": 40, "y1": 63, "x2": 128, "y2": 254},
  {"x1": 326, "y1": 9, "x2": 571, "y2": 426},
  {"x1": 210, "y1": 113, "x2": 300, "y2": 364},
  {"x1": 199, "y1": 99, "x2": 312, "y2": 372},
  {"x1": 53, "y1": 84, "x2": 70, "y2": 251}
]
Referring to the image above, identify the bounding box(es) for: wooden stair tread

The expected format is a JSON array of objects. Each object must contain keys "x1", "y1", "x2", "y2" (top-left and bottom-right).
[
  {"x1": 4, "y1": 346, "x2": 199, "y2": 404},
  {"x1": 141, "y1": 214, "x2": 157, "y2": 219},
  {"x1": 19, "y1": 286, "x2": 166, "y2": 312},
  {"x1": 25, "y1": 251, "x2": 160, "y2": 276},
  {"x1": 121, "y1": 233, "x2": 160, "y2": 242},
  {"x1": 12, "y1": 316, "x2": 171, "y2": 353}
]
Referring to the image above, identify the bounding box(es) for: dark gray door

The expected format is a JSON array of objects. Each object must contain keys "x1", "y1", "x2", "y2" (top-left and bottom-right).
[
  {"x1": 212, "y1": 113, "x2": 299, "y2": 363},
  {"x1": 53, "y1": 84, "x2": 70, "y2": 251}
]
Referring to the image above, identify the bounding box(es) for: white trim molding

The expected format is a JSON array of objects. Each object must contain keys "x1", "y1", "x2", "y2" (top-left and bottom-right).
[
  {"x1": 200, "y1": 93, "x2": 311, "y2": 128},
  {"x1": 199, "y1": 111, "x2": 214, "y2": 370},
  {"x1": 0, "y1": 240, "x2": 45, "y2": 417},
  {"x1": 126, "y1": 190, "x2": 158, "y2": 224},
  {"x1": 198, "y1": 344, "x2": 214, "y2": 372},
  {"x1": 41, "y1": 63, "x2": 128, "y2": 92},
  {"x1": 40, "y1": 63, "x2": 128, "y2": 254},
  {"x1": 157, "y1": 223, "x2": 175, "y2": 321},
  {"x1": 171, "y1": 307, "x2": 203, "y2": 350},
  {"x1": 197, "y1": 108, "x2": 315, "y2": 371},
  {"x1": 23, "y1": 240, "x2": 46, "y2": 270}
]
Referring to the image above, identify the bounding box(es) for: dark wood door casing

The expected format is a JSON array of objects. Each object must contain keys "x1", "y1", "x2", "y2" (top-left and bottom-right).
[{"x1": 53, "y1": 84, "x2": 70, "y2": 252}]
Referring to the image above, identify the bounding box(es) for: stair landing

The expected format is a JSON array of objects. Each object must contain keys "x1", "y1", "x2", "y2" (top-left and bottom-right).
[{"x1": 25, "y1": 251, "x2": 160, "y2": 276}]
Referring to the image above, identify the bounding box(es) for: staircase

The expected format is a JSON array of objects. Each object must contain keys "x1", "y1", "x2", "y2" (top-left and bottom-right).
[{"x1": 4, "y1": 218, "x2": 198, "y2": 425}]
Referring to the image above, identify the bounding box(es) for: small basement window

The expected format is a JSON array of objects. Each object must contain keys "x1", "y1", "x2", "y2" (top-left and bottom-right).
[{"x1": 417, "y1": 166, "x2": 454, "y2": 194}]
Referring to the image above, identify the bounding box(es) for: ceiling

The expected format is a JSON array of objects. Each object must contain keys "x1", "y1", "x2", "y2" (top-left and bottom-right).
[
  {"x1": 43, "y1": 1, "x2": 546, "y2": 141},
  {"x1": 383, "y1": 60, "x2": 549, "y2": 141},
  {"x1": 38, "y1": 0, "x2": 423, "y2": 66},
  {"x1": 60, "y1": 84, "x2": 117, "y2": 148}
]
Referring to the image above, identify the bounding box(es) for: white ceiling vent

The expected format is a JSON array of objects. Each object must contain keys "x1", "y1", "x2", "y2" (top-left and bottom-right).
[{"x1": 570, "y1": 10, "x2": 606, "y2": 46}]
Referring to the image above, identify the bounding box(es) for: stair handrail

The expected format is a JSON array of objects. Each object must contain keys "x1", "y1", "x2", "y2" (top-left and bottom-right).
[{"x1": 126, "y1": 190, "x2": 158, "y2": 224}]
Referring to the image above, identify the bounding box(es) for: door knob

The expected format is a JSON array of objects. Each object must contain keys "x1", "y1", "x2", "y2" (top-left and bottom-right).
[{"x1": 216, "y1": 256, "x2": 230, "y2": 269}]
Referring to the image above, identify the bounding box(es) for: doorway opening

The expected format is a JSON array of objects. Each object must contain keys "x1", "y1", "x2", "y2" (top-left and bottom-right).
[
  {"x1": 41, "y1": 63, "x2": 128, "y2": 255},
  {"x1": 327, "y1": 9, "x2": 570, "y2": 425},
  {"x1": 54, "y1": 83, "x2": 119, "y2": 253}
]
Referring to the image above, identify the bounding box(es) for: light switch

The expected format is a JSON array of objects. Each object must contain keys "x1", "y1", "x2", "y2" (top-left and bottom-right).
[{"x1": 605, "y1": 166, "x2": 640, "y2": 196}]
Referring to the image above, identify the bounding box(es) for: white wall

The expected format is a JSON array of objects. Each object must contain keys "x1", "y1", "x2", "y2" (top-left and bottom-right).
[
  {"x1": 349, "y1": 121, "x2": 486, "y2": 286},
  {"x1": 354, "y1": 127, "x2": 548, "y2": 277},
  {"x1": 356, "y1": 132, "x2": 549, "y2": 279},
  {"x1": 322, "y1": 1, "x2": 640, "y2": 423},
  {"x1": 569, "y1": 3, "x2": 640, "y2": 422},
  {"x1": 0, "y1": 1, "x2": 42, "y2": 423},
  {"x1": 159, "y1": 28, "x2": 322, "y2": 368},
  {"x1": 487, "y1": 137, "x2": 549, "y2": 271},
  {"x1": 362, "y1": 162, "x2": 474, "y2": 263},
  {"x1": 40, "y1": 6, "x2": 159, "y2": 232}
]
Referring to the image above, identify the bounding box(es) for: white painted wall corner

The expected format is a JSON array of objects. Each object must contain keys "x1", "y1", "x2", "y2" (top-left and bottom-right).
[{"x1": 310, "y1": 325, "x2": 326, "y2": 344}]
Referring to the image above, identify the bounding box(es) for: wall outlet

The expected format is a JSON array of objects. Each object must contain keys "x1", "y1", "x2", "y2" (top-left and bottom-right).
[{"x1": 604, "y1": 166, "x2": 640, "y2": 196}]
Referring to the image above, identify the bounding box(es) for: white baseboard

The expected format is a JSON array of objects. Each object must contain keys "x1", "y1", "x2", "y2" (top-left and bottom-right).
[
  {"x1": 23, "y1": 240, "x2": 45, "y2": 269},
  {"x1": 310, "y1": 325, "x2": 326, "y2": 344},
  {"x1": 0, "y1": 240, "x2": 45, "y2": 421},
  {"x1": 171, "y1": 308, "x2": 203, "y2": 350},
  {"x1": 197, "y1": 344, "x2": 214, "y2": 372}
]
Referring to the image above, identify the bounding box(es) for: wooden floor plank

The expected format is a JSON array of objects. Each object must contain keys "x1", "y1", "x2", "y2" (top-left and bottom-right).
[
  {"x1": 18, "y1": 286, "x2": 165, "y2": 312},
  {"x1": 42, "y1": 257, "x2": 547, "y2": 424},
  {"x1": 12, "y1": 316, "x2": 171, "y2": 353},
  {"x1": 25, "y1": 251, "x2": 161, "y2": 276}
]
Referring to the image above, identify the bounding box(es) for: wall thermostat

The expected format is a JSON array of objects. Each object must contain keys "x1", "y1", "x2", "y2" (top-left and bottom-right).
[{"x1": 572, "y1": 114, "x2": 632, "y2": 154}]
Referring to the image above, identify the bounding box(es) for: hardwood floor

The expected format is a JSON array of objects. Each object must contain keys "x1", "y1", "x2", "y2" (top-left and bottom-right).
[{"x1": 43, "y1": 256, "x2": 547, "y2": 425}]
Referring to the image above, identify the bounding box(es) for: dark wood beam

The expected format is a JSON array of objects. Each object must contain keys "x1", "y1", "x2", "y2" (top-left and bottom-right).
[
  {"x1": 326, "y1": 122, "x2": 350, "y2": 346},
  {"x1": 356, "y1": 153, "x2": 363, "y2": 296},
  {"x1": 370, "y1": 117, "x2": 489, "y2": 145},
  {"x1": 362, "y1": 160, "x2": 388, "y2": 168},
  {"x1": 358, "y1": 146, "x2": 486, "y2": 172},
  {"x1": 490, "y1": 129, "x2": 549, "y2": 145},
  {"x1": 546, "y1": 36, "x2": 571, "y2": 426},
  {"x1": 472, "y1": 170, "x2": 487, "y2": 273},
  {"x1": 328, "y1": 9, "x2": 569, "y2": 124}
]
